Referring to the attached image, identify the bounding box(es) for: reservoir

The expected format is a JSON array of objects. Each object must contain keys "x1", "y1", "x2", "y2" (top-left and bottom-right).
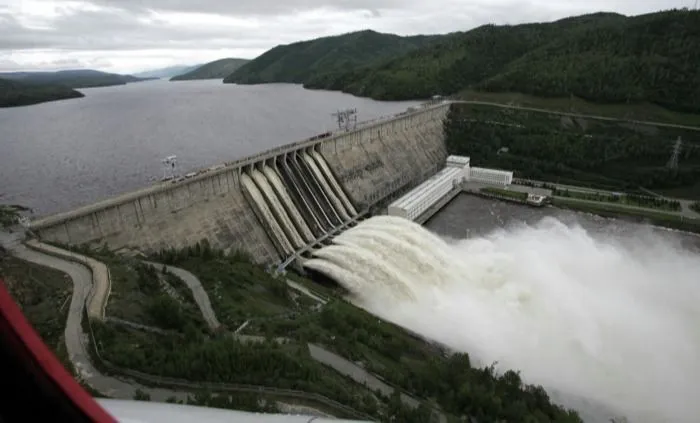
[{"x1": 0, "y1": 79, "x2": 419, "y2": 216}]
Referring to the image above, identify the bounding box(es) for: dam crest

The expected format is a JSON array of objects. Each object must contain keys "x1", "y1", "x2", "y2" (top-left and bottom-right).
[{"x1": 31, "y1": 101, "x2": 452, "y2": 264}]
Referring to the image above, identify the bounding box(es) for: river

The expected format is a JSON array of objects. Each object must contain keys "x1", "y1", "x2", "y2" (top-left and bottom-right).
[{"x1": 0, "y1": 79, "x2": 419, "y2": 216}]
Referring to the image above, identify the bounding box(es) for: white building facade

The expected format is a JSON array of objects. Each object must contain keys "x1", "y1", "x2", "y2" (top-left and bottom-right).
[
  {"x1": 388, "y1": 155, "x2": 470, "y2": 221},
  {"x1": 469, "y1": 167, "x2": 513, "y2": 186},
  {"x1": 387, "y1": 155, "x2": 515, "y2": 222}
]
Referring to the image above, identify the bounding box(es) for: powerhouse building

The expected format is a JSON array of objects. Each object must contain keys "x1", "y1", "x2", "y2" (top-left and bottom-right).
[{"x1": 388, "y1": 155, "x2": 515, "y2": 221}]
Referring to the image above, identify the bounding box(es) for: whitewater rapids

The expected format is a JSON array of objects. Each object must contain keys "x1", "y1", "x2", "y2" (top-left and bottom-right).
[{"x1": 304, "y1": 215, "x2": 700, "y2": 423}]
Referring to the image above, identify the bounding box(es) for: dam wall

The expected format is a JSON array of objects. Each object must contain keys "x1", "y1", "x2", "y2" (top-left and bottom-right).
[
  {"x1": 319, "y1": 104, "x2": 450, "y2": 209},
  {"x1": 30, "y1": 102, "x2": 452, "y2": 264}
]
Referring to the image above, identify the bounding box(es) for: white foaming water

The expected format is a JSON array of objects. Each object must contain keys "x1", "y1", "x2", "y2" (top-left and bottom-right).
[{"x1": 305, "y1": 215, "x2": 700, "y2": 423}]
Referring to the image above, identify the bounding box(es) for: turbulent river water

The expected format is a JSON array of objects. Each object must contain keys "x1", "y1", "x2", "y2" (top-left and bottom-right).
[{"x1": 306, "y1": 196, "x2": 700, "y2": 423}]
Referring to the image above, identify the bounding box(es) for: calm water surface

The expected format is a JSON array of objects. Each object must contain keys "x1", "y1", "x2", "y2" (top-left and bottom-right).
[{"x1": 0, "y1": 79, "x2": 419, "y2": 216}]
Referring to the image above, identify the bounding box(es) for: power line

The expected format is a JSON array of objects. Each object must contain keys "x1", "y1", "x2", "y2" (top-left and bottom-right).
[
  {"x1": 161, "y1": 155, "x2": 178, "y2": 181},
  {"x1": 331, "y1": 108, "x2": 358, "y2": 132}
]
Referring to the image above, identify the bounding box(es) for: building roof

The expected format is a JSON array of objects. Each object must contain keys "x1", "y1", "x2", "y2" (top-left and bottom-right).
[
  {"x1": 470, "y1": 167, "x2": 513, "y2": 176},
  {"x1": 390, "y1": 167, "x2": 461, "y2": 211}
]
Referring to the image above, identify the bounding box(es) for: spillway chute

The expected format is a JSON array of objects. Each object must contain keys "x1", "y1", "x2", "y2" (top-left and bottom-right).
[
  {"x1": 262, "y1": 166, "x2": 315, "y2": 243},
  {"x1": 250, "y1": 169, "x2": 306, "y2": 249},
  {"x1": 311, "y1": 150, "x2": 357, "y2": 216},
  {"x1": 240, "y1": 173, "x2": 294, "y2": 256},
  {"x1": 303, "y1": 152, "x2": 351, "y2": 222}
]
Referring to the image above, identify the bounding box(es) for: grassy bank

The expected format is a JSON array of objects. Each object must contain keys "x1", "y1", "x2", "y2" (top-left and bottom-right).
[
  {"x1": 457, "y1": 90, "x2": 700, "y2": 128},
  {"x1": 0, "y1": 257, "x2": 72, "y2": 369},
  {"x1": 445, "y1": 103, "x2": 700, "y2": 201},
  {"x1": 553, "y1": 188, "x2": 682, "y2": 212},
  {"x1": 552, "y1": 198, "x2": 700, "y2": 233},
  {"x1": 480, "y1": 187, "x2": 528, "y2": 202}
]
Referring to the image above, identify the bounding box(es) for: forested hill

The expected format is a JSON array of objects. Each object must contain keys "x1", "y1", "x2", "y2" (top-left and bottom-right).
[
  {"x1": 133, "y1": 64, "x2": 201, "y2": 79},
  {"x1": 0, "y1": 78, "x2": 84, "y2": 108},
  {"x1": 0, "y1": 69, "x2": 154, "y2": 89},
  {"x1": 223, "y1": 30, "x2": 440, "y2": 85},
  {"x1": 303, "y1": 10, "x2": 700, "y2": 113},
  {"x1": 172, "y1": 58, "x2": 250, "y2": 81}
]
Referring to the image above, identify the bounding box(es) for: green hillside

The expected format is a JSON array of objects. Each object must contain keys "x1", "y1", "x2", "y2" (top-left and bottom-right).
[
  {"x1": 0, "y1": 78, "x2": 84, "y2": 108},
  {"x1": 171, "y1": 58, "x2": 249, "y2": 81},
  {"x1": 445, "y1": 103, "x2": 700, "y2": 199},
  {"x1": 223, "y1": 30, "x2": 440, "y2": 85},
  {"x1": 304, "y1": 10, "x2": 700, "y2": 113}
]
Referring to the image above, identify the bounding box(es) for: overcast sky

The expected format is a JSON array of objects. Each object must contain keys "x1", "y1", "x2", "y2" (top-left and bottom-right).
[{"x1": 0, "y1": 0, "x2": 693, "y2": 74}]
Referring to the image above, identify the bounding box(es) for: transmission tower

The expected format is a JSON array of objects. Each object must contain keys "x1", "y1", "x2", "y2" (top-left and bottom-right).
[
  {"x1": 161, "y1": 155, "x2": 178, "y2": 180},
  {"x1": 332, "y1": 108, "x2": 358, "y2": 132},
  {"x1": 666, "y1": 137, "x2": 683, "y2": 170}
]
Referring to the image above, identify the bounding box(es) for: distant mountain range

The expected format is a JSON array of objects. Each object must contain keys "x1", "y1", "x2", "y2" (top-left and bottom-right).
[
  {"x1": 6, "y1": 9, "x2": 699, "y2": 113},
  {"x1": 223, "y1": 10, "x2": 700, "y2": 114},
  {"x1": 0, "y1": 69, "x2": 154, "y2": 89},
  {"x1": 133, "y1": 64, "x2": 201, "y2": 79},
  {"x1": 0, "y1": 78, "x2": 84, "y2": 108},
  {"x1": 171, "y1": 58, "x2": 249, "y2": 81}
]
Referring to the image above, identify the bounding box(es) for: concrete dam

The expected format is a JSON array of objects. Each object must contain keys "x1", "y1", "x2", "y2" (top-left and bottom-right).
[{"x1": 30, "y1": 102, "x2": 451, "y2": 264}]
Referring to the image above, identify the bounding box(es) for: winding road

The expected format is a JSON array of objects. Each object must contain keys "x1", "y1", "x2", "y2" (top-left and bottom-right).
[
  {"x1": 142, "y1": 261, "x2": 221, "y2": 331},
  {"x1": 1, "y1": 229, "x2": 436, "y2": 420},
  {"x1": 0, "y1": 229, "x2": 384, "y2": 418},
  {"x1": 2, "y1": 238, "x2": 190, "y2": 402}
]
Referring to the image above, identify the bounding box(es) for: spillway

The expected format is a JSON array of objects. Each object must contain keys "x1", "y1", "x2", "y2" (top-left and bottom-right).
[
  {"x1": 303, "y1": 152, "x2": 351, "y2": 221},
  {"x1": 277, "y1": 156, "x2": 326, "y2": 237},
  {"x1": 250, "y1": 169, "x2": 306, "y2": 249},
  {"x1": 311, "y1": 150, "x2": 357, "y2": 216},
  {"x1": 262, "y1": 166, "x2": 315, "y2": 243},
  {"x1": 237, "y1": 149, "x2": 360, "y2": 260},
  {"x1": 288, "y1": 155, "x2": 336, "y2": 231},
  {"x1": 240, "y1": 173, "x2": 293, "y2": 255},
  {"x1": 295, "y1": 153, "x2": 342, "y2": 227},
  {"x1": 304, "y1": 215, "x2": 700, "y2": 423}
]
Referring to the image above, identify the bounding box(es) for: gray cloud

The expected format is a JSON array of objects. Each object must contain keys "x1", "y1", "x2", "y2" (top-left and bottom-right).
[
  {"x1": 0, "y1": 0, "x2": 693, "y2": 73},
  {"x1": 86, "y1": 0, "x2": 407, "y2": 16}
]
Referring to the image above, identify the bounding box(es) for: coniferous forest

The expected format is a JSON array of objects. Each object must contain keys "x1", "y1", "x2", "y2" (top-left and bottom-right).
[{"x1": 227, "y1": 10, "x2": 700, "y2": 114}]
